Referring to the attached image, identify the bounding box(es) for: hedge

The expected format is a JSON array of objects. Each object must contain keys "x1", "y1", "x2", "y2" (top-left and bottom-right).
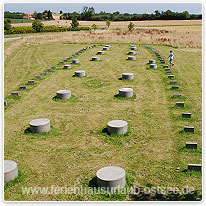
[{"x1": 4, "y1": 26, "x2": 91, "y2": 34}]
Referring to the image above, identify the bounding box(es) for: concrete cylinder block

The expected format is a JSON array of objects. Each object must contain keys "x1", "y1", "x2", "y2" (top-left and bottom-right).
[
  {"x1": 184, "y1": 126, "x2": 194, "y2": 133},
  {"x1": 188, "y1": 164, "x2": 201, "y2": 171},
  {"x1": 105, "y1": 45, "x2": 111, "y2": 48},
  {"x1": 11, "y1": 92, "x2": 19, "y2": 96},
  {"x1": 122, "y1": 73, "x2": 134, "y2": 80},
  {"x1": 186, "y1": 142, "x2": 197, "y2": 149},
  {"x1": 96, "y1": 166, "x2": 126, "y2": 190},
  {"x1": 29, "y1": 118, "x2": 50, "y2": 133},
  {"x1": 47, "y1": 69, "x2": 52, "y2": 72},
  {"x1": 119, "y1": 88, "x2": 133, "y2": 98},
  {"x1": 59, "y1": 61, "x2": 64, "y2": 64},
  {"x1": 163, "y1": 65, "x2": 169, "y2": 68},
  {"x1": 176, "y1": 102, "x2": 184, "y2": 107},
  {"x1": 28, "y1": 80, "x2": 35, "y2": 84},
  {"x1": 173, "y1": 94, "x2": 181, "y2": 98},
  {"x1": 4, "y1": 160, "x2": 18, "y2": 183},
  {"x1": 103, "y1": 47, "x2": 109, "y2": 50},
  {"x1": 4, "y1": 101, "x2": 7, "y2": 106},
  {"x1": 166, "y1": 70, "x2": 172, "y2": 73},
  {"x1": 75, "y1": 70, "x2": 86, "y2": 77},
  {"x1": 165, "y1": 68, "x2": 170, "y2": 71},
  {"x1": 91, "y1": 57, "x2": 101, "y2": 61},
  {"x1": 56, "y1": 90, "x2": 71, "y2": 99},
  {"x1": 19, "y1": 85, "x2": 27, "y2": 90},
  {"x1": 97, "y1": 51, "x2": 104, "y2": 55},
  {"x1": 51, "y1": 66, "x2": 56, "y2": 69},
  {"x1": 150, "y1": 64, "x2": 157, "y2": 69},
  {"x1": 41, "y1": 72, "x2": 47, "y2": 75},
  {"x1": 128, "y1": 51, "x2": 136, "y2": 55},
  {"x1": 182, "y1": 113, "x2": 191, "y2": 118},
  {"x1": 72, "y1": 59, "x2": 79, "y2": 64},
  {"x1": 64, "y1": 64, "x2": 71, "y2": 69},
  {"x1": 107, "y1": 120, "x2": 128, "y2": 135},
  {"x1": 149, "y1": 59, "x2": 156, "y2": 64},
  {"x1": 127, "y1": 56, "x2": 136, "y2": 60}
]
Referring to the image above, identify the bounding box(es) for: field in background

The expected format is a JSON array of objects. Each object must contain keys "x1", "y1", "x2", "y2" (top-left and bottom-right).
[
  {"x1": 4, "y1": 39, "x2": 202, "y2": 200},
  {"x1": 7, "y1": 19, "x2": 202, "y2": 49}
]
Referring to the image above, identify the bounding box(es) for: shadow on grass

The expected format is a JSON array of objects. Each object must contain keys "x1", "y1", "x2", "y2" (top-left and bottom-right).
[
  {"x1": 89, "y1": 176, "x2": 98, "y2": 188},
  {"x1": 4, "y1": 168, "x2": 26, "y2": 191},
  {"x1": 129, "y1": 188, "x2": 201, "y2": 201},
  {"x1": 52, "y1": 95, "x2": 78, "y2": 102},
  {"x1": 114, "y1": 93, "x2": 136, "y2": 100}
]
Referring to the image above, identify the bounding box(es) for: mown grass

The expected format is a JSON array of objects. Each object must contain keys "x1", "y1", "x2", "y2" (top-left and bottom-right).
[{"x1": 4, "y1": 41, "x2": 202, "y2": 201}]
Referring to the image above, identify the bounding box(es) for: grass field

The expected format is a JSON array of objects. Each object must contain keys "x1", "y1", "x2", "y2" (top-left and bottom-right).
[
  {"x1": 4, "y1": 38, "x2": 202, "y2": 201},
  {"x1": 10, "y1": 19, "x2": 35, "y2": 24}
]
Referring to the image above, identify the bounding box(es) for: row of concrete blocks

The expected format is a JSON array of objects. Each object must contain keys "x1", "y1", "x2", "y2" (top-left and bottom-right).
[
  {"x1": 147, "y1": 47, "x2": 199, "y2": 171},
  {"x1": 59, "y1": 45, "x2": 97, "y2": 64},
  {"x1": 145, "y1": 46, "x2": 165, "y2": 64},
  {"x1": 164, "y1": 60, "x2": 198, "y2": 155},
  {"x1": 7, "y1": 45, "x2": 96, "y2": 100},
  {"x1": 8, "y1": 72, "x2": 134, "y2": 98},
  {"x1": 4, "y1": 158, "x2": 202, "y2": 187},
  {"x1": 4, "y1": 158, "x2": 127, "y2": 190},
  {"x1": 5, "y1": 158, "x2": 201, "y2": 187}
]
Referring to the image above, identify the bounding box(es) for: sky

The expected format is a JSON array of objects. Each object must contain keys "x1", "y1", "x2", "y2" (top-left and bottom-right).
[{"x1": 4, "y1": 3, "x2": 202, "y2": 14}]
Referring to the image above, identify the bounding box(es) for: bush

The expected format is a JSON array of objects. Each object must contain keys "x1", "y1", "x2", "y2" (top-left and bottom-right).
[
  {"x1": 4, "y1": 19, "x2": 12, "y2": 31},
  {"x1": 32, "y1": 20, "x2": 43, "y2": 32},
  {"x1": 4, "y1": 25, "x2": 91, "y2": 35},
  {"x1": 71, "y1": 17, "x2": 79, "y2": 28},
  {"x1": 4, "y1": 26, "x2": 35, "y2": 34}
]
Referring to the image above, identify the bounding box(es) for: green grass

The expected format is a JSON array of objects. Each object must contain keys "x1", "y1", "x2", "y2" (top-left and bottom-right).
[
  {"x1": 4, "y1": 41, "x2": 202, "y2": 201},
  {"x1": 10, "y1": 19, "x2": 35, "y2": 24}
]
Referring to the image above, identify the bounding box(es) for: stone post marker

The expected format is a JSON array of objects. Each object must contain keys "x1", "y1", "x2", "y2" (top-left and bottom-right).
[
  {"x1": 186, "y1": 142, "x2": 197, "y2": 149},
  {"x1": 128, "y1": 51, "x2": 136, "y2": 55},
  {"x1": 184, "y1": 126, "x2": 194, "y2": 133},
  {"x1": 182, "y1": 113, "x2": 191, "y2": 118},
  {"x1": 91, "y1": 57, "x2": 101, "y2": 61},
  {"x1": 28, "y1": 80, "x2": 35, "y2": 84},
  {"x1": 168, "y1": 75, "x2": 174, "y2": 79},
  {"x1": 150, "y1": 64, "x2": 157, "y2": 69},
  {"x1": 75, "y1": 70, "x2": 86, "y2": 77},
  {"x1": 97, "y1": 51, "x2": 104, "y2": 55},
  {"x1": 72, "y1": 59, "x2": 79, "y2": 64},
  {"x1": 19, "y1": 86, "x2": 27, "y2": 90},
  {"x1": 127, "y1": 56, "x2": 136, "y2": 60},
  {"x1": 11, "y1": 92, "x2": 19, "y2": 96},
  {"x1": 173, "y1": 94, "x2": 181, "y2": 98},
  {"x1": 122, "y1": 73, "x2": 134, "y2": 80},
  {"x1": 176, "y1": 102, "x2": 184, "y2": 107},
  {"x1": 103, "y1": 47, "x2": 109, "y2": 50},
  {"x1": 56, "y1": 90, "x2": 71, "y2": 99},
  {"x1": 107, "y1": 120, "x2": 128, "y2": 135},
  {"x1": 149, "y1": 59, "x2": 156, "y2": 64},
  {"x1": 64, "y1": 64, "x2": 71, "y2": 69},
  {"x1": 188, "y1": 164, "x2": 201, "y2": 171},
  {"x1": 4, "y1": 160, "x2": 18, "y2": 183},
  {"x1": 119, "y1": 88, "x2": 133, "y2": 98},
  {"x1": 172, "y1": 86, "x2": 179, "y2": 89},
  {"x1": 29, "y1": 118, "x2": 50, "y2": 133},
  {"x1": 96, "y1": 166, "x2": 126, "y2": 190}
]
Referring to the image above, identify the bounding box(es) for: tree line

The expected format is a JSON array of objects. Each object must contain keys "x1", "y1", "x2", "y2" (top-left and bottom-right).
[
  {"x1": 60, "y1": 6, "x2": 202, "y2": 21},
  {"x1": 4, "y1": 10, "x2": 54, "y2": 20}
]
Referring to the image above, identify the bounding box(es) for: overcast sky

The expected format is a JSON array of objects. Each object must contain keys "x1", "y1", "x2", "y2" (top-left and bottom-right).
[{"x1": 4, "y1": 3, "x2": 202, "y2": 14}]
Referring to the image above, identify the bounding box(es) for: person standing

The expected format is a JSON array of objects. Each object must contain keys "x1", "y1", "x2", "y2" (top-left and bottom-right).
[{"x1": 168, "y1": 50, "x2": 174, "y2": 67}]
